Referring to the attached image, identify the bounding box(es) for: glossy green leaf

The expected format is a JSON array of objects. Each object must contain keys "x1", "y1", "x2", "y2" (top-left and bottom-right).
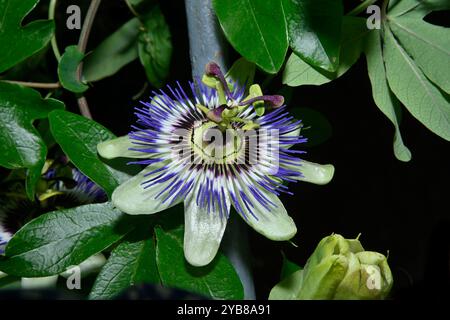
[
  {"x1": 213, "y1": 0, "x2": 288, "y2": 74},
  {"x1": 364, "y1": 30, "x2": 411, "y2": 162},
  {"x1": 0, "y1": 0, "x2": 54, "y2": 72},
  {"x1": 383, "y1": 27, "x2": 450, "y2": 141},
  {"x1": 48, "y1": 110, "x2": 132, "y2": 197},
  {"x1": 283, "y1": 17, "x2": 368, "y2": 87},
  {"x1": 0, "y1": 82, "x2": 64, "y2": 198},
  {"x1": 282, "y1": 0, "x2": 343, "y2": 72},
  {"x1": 0, "y1": 203, "x2": 132, "y2": 277},
  {"x1": 138, "y1": 6, "x2": 172, "y2": 88},
  {"x1": 388, "y1": 16, "x2": 450, "y2": 94},
  {"x1": 388, "y1": 0, "x2": 450, "y2": 18},
  {"x1": 58, "y1": 45, "x2": 89, "y2": 93},
  {"x1": 155, "y1": 226, "x2": 244, "y2": 299},
  {"x1": 89, "y1": 233, "x2": 159, "y2": 299},
  {"x1": 83, "y1": 18, "x2": 141, "y2": 82}
]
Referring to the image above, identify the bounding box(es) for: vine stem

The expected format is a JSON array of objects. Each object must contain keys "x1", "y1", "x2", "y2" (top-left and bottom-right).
[
  {"x1": 48, "y1": 0, "x2": 62, "y2": 61},
  {"x1": 347, "y1": 0, "x2": 379, "y2": 16},
  {"x1": 76, "y1": 0, "x2": 102, "y2": 119},
  {"x1": 2, "y1": 80, "x2": 61, "y2": 89},
  {"x1": 123, "y1": 0, "x2": 139, "y2": 17}
]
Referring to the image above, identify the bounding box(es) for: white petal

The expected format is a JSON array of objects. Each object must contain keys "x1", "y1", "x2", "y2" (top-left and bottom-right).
[
  {"x1": 97, "y1": 135, "x2": 150, "y2": 159},
  {"x1": 285, "y1": 160, "x2": 335, "y2": 185},
  {"x1": 241, "y1": 189, "x2": 297, "y2": 241},
  {"x1": 298, "y1": 161, "x2": 335, "y2": 185},
  {"x1": 21, "y1": 276, "x2": 58, "y2": 289},
  {"x1": 112, "y1": 163, "x2": 182, "y2": 215},
  {"x1": 183, "y1": 194, "x2": 229, "y2": 267}
]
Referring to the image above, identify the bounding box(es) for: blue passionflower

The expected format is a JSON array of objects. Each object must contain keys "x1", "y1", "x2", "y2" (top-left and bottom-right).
[{"x1": 98, "y1": 62, "x2": 335, "y2": 266}]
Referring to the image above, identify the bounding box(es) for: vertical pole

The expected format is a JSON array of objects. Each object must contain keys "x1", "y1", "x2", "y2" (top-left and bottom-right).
[{"x1": 184, "y1": 0, "x2": 256, "y2": 299}]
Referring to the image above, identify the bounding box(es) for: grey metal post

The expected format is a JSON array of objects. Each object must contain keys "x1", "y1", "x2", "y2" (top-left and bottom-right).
[{"x1": 184, "y1": 0, "x2": 256, "y2": 300}]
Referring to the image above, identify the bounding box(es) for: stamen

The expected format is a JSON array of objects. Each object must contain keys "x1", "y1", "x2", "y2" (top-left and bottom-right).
[
  {"x1": 205, "y1": 62, "x2": 232, "y2": 99},
  {"x1": 239, "y1": 95, "x2": 284, "y2": 108},
  {"x1": 207, "y1": 105, "x2": 226, "y2": 123}
]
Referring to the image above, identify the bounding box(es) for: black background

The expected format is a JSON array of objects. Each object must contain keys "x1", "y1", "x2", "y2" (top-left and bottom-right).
[{"x1": 20, "y1": 0, "x2": 450, "y2": 300}]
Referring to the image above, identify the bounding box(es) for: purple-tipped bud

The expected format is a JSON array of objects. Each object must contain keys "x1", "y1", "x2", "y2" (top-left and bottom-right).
[
  {"x1": 239, "y1": 95, "x2": 285, "y2": 108},
  {"x1": 205, "y1": 62, "x2": 222, "y2": 77},
  {"x1": 207, "y1": 105, "x2": 226, "y2": 123},
  {"x1": 204, "y1": 62, "x2": 232, "y2": 98}
]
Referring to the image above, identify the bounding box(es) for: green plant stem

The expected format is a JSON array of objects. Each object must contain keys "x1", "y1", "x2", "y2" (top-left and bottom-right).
[
  {"x1": 76, "y1": 0, "x2": 102, "y2": 119},
  {"x1": 347, "y1": 0, "x2": 379, "y2": 16},
  {"x1": 2, "y1": 80, "x2": 61, "y2": 89},
  {"x1": 48, "y1": 0, "x2": 62, "y2": 61}
]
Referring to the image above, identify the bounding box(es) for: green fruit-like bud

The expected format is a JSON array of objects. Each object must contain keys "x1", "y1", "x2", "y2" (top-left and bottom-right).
[{"x1": 269, "y1": 234, "x2": 393, "y2": 300}]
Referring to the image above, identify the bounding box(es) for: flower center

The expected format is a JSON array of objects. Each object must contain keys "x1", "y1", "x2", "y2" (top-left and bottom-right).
[{"x1": 190, "y1": 121, "x2": 244, "y2": 164}]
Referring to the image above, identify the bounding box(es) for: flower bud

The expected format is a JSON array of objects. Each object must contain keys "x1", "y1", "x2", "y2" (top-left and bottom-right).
[{"x1": 269, "y1": 234, "x2": 393, "y2": 300}]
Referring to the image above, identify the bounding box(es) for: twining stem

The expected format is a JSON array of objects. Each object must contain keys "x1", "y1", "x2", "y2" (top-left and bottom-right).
[
  {"x1": 123, "y1": 0, "x2": 139, "y2": 17},
  {"x1": 347, "y1": 0, "x2": 378, "y2": 16},
  {"x1": 77, "y1": 1, "x2": 102, "y2": 55},
  {"x1": 2, "y1": 80, "x2": 61, "y2": 89},
  {"x1": 76, "y1": 0, "x2": 102, "y2": 119},
  {"x1": 48, "y1": 0, "x2": 62, "y2": 61}
]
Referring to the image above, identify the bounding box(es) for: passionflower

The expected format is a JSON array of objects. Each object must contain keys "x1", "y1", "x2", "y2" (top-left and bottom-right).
[{"x1": 97, "y1": 62, "x2": 335, "y2": 267}]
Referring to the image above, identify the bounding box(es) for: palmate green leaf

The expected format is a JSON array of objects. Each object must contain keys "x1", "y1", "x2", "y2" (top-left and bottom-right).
[
  {"x1": 388, "y1": 16, "x2": 450, "y2": 94},
  {"x1": 58, "y1": 45, "x2": 89, "y2": 93},
  {"x1": 0, "y1": 0, "x2": 54, "y2": 72},
  {"x1": 388, "y1": 0, "x2": 450, "y2": 18},
  {"x1": 89, "y1": 233, "x2": 159, "y2": 300},
  {"x1": 383, "y1": 27, "x2": 450, "y2": 141},
  {"x1": 213, "y1": 0, "x2": 288, "y2": 74},
  {"x1": 364, "y1": 30, "x2": 412, "y2": 162},
  {"x1": 282, "y1": 0, "x2": 343, "y2": 72},
  {"x1": 83, "y1": 18, "x2": 141, "y2": 82},
  {"x1": 0, "y1": 203, "x2": 133, "y2": 277},
  {"x1": 155, "y1": 226, "x2": 244, "y2": 299},
  {"x1": 48, "y1": 110, "x2": 132, "y2": 197},
  {"x1": 283, "y1": 17, "x2": 368, "y2": 87},
  {"x1": 0, "y1": 82, "x2": 64, "y2": 198},
  {"x1": 138, "y1": 6, "x2": 172, "y2": 88}
]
